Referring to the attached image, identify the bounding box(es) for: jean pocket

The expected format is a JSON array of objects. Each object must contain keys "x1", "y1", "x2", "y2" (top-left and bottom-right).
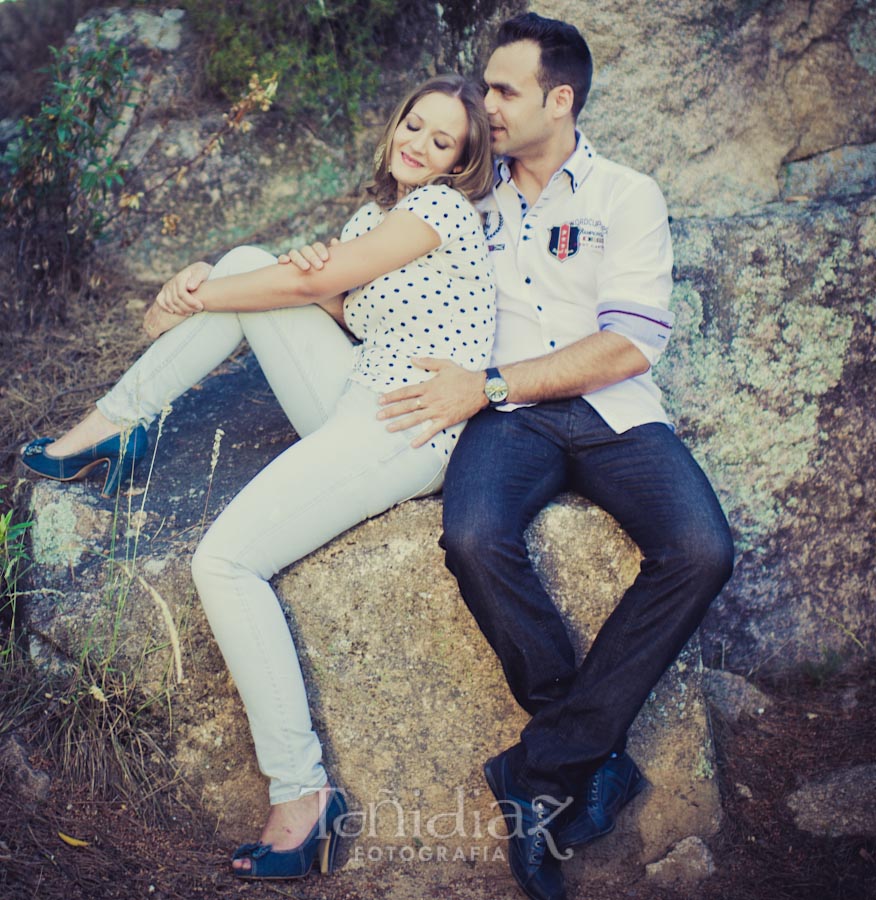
[{"x1": 361, "y1": 438, "x2": 446, "y2": 519}]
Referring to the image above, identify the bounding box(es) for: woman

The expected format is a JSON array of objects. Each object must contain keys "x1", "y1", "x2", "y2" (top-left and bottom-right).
[{"x1": 20, "y1": 74, "x2": 495, "y2": 880}]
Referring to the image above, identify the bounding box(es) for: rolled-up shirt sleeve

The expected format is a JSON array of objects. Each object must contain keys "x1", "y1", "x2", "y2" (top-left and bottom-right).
[{"x1": 596, "y1": 175, "x2": 674, "y2": 366}]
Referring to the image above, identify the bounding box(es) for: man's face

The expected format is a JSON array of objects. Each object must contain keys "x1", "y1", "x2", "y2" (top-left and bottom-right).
[{"x1": 483, "y1": 40, "x2": 552, "y2": 159}]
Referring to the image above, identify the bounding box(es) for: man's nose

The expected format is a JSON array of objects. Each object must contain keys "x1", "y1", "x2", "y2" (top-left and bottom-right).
[{"x1": 483, "y1": 89, "x2": 498, "y2": 115}]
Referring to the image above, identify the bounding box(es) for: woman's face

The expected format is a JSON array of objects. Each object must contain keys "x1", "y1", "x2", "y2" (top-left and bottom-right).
[{"x1": 390, "y1": 92, "x2": 468, "y2": 196}]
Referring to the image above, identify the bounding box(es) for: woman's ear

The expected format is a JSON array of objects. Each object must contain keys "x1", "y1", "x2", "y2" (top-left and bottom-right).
[{"x1": 452, "y1": 165, "x2": 463, "y2": 173}]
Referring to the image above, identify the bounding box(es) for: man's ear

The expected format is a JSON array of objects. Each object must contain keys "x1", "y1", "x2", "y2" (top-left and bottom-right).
[{"x1": 549, "y1": 84, "x2": 575, "y2": 119}]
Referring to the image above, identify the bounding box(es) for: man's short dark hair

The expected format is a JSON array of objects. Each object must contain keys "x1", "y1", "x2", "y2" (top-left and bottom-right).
[{"x1": 496, "y1": 12, "x2": 593, "y2": 118}]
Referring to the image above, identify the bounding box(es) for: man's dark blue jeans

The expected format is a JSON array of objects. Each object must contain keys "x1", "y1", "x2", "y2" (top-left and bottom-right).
[{"x1": 441, "y1": 398, "x2": 734, "y2": 800}]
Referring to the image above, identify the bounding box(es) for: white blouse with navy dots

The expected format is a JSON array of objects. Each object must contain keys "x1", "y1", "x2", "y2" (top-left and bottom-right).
[{"x1": 341, "y1": 183, "x2": 495, "y2": 456}]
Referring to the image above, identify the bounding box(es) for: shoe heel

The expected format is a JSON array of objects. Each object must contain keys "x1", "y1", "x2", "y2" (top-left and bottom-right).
[
  {"x1": 317, "y1": 788, "x2": 347, "y2": 875},
  {"x1": 317, "y1": 826, "x2": 342, "y2": 874},
  {"x1": 99, "y1": 427, "x2": 148, "y2": 498},
  {"x1": 99, "y1": 457, "x2": 121, "y2": 497}
]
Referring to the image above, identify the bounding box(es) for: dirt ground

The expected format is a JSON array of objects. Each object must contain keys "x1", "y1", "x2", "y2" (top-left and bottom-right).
[
  {"x1": 1, "y1": 289, "x2": 875, "y2": 900},
  {"x1": 0, "y1": 661, "x2": 874, "y2": 900}
]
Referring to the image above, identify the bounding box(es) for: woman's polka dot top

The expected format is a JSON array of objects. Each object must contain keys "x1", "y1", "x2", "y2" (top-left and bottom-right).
[{"x1": 341, "y1": 184, "x2": 495, "y2": 457}]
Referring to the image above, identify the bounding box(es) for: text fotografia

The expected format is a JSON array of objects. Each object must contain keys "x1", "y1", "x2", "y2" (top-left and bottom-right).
[
  {"x1": 353, "y1": 844, "x2": 508, "y2": 864},
  {"x1": 329, "y1": 788, "x2": 574, "y2": 862}
]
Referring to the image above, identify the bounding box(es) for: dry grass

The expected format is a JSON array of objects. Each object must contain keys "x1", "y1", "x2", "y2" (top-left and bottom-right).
[{"x1": 1, "y1": 267, "x2": 155, "y2": 488}]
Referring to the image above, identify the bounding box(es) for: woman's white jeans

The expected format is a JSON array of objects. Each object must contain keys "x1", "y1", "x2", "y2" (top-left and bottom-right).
[{"x1": 98, "y1": 246, "x2": 446, "y2": 804}]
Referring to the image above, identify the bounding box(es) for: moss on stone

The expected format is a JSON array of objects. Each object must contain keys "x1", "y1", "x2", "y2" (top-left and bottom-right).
[
  {"x1": 31, "y1": 498, "x2": 84, "y2": 567},
  {"x1": 661, "y1": 208, "x2": 862, "y2": 553}
]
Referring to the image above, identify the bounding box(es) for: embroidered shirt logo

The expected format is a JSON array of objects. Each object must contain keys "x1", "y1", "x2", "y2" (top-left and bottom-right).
[
  {"x1": 548, "y1": 224, "x2": 580, "y2": 262},
  {"x1": 573, "y1": 217, "x2": 608, "y2": 253}
]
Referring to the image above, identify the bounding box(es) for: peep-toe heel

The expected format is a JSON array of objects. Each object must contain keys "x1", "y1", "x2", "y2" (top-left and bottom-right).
[
  {"x1": 20, "y1": 425, "x2": 149, "y2": 498},
  {"x1": 231, "y1": 787, "x2": 348, "y2": 880}
]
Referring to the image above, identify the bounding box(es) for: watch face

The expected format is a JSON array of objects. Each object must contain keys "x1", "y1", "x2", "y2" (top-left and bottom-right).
[{"x1": 485, "y1": 377, "x2": 509, "y2": 403}]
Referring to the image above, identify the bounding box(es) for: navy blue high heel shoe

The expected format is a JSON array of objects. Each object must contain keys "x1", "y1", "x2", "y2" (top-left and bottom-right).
[
  {"x1": 20, "y1": 425, "x2": 149, "y2": 498},
  {"x1": 231, "y1": 787, "x2": 348, "y2": 880}
]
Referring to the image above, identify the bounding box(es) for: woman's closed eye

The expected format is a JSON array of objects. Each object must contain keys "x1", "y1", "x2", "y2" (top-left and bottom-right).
[{"x1": 406, "y1": 122, "x2": 449, "y2": 151}]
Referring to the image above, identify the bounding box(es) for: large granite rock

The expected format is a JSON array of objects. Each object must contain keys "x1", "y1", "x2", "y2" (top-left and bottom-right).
[
  {"x1": 786, "y1": 765, "x2": 876, "y2": 838},
  {"x1": 665, "y1": 195, "x2": 876, "y2": 668},
  {"x1": 53, "y1": 8, "x2": 372, "y2": 282},
  {"x1": 537, "y1": 0, "x2": 876, "y2": 218},
  {"x1": 533, "y1": 0, "x2": 876, "y2": 671},
  {"x1": 22, "y1": 356, "x2": 720, "y2": 891}
]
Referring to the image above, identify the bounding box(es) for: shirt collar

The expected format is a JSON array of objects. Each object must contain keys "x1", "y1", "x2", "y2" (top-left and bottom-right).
[{"x1": 495, "y1": 132, "x2": 597, "y2": 194}]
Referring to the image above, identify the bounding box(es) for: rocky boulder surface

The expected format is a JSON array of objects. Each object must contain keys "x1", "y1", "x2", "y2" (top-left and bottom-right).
[{"x1": 786, "y1": 765, "x2": 876, "y2": 839}]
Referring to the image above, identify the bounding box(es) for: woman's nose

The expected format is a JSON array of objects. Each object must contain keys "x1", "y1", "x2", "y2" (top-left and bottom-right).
[{"x1": 409, "y1": 132, "x2": 427, "y2": 153}]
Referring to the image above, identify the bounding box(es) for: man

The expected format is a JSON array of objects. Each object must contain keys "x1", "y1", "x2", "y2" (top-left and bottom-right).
[{"x1": 377, "y1": 12, "x2": 735, "y2": 900}]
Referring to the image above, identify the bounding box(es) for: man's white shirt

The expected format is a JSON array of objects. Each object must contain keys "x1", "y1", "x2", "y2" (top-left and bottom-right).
[{"x1": 478, "y1": 133, "x2": 675, "y2": 433}]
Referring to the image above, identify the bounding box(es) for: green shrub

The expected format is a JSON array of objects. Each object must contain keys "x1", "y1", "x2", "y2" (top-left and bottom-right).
[
  {"x1": 0, "y1": 21, "x2": 275, "y2": 329},
  {"x1": 1, "y1": 32, "x2": 133, "y2": 326},
  {"x1": 181, "y1": 0, "x2": 516, "y2": 128},
  {"x1": 182, "y1": 0, "x2": 399, "y2": 127}
]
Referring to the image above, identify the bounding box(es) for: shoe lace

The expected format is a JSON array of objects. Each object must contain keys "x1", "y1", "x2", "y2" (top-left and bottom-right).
[
  {"x1": 588, "y1": 769, "x2": 602, "y2": 806},
  {"x1": 528, "y1": 799, "x2": 549, "y2": 864}
]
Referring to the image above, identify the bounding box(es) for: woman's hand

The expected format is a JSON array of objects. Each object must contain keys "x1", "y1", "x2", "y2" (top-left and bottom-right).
[
  {"x1": 155, "y1": 261, "x2": 213, "y2": 315},
  {"x1": 278, "y1": 239, "x2": 338, "y2": 272},
  {"x1": 144, "y1": 302, "x2": 188, "y2": 340}
]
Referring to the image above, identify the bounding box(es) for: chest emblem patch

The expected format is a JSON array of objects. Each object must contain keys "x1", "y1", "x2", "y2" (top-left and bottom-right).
[{"x1": 548, "y1": 224, "x2": 580, "y2": 261}]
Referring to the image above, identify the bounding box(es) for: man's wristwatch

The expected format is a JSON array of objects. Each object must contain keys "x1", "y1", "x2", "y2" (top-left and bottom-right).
[{"x1": 484, "y1": 367, "x2": 509, "y2": 406}]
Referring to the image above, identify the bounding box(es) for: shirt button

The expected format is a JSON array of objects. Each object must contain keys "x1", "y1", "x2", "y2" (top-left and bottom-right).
[
  {"x1": 525, "y1": 276, "x2": 532, "y2": 284},
  {"x1": 549, "y1": 340, "x2": 556, "y2": 347}
]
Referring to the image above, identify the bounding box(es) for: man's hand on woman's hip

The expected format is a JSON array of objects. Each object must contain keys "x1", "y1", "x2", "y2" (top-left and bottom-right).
[{"x1": 378, "y1": 359, "x2": 488, "y2": 447}]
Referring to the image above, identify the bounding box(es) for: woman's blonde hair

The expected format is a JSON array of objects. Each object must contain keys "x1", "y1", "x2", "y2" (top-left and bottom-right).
[{"x1": 367, "y1": 74, "x2": 494, "y2": 209}]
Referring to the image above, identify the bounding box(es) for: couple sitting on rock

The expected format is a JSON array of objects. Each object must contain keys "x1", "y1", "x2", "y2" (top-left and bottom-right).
[{"x1": 21, "y1": 13, "x2": 733, "y2": 900}]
